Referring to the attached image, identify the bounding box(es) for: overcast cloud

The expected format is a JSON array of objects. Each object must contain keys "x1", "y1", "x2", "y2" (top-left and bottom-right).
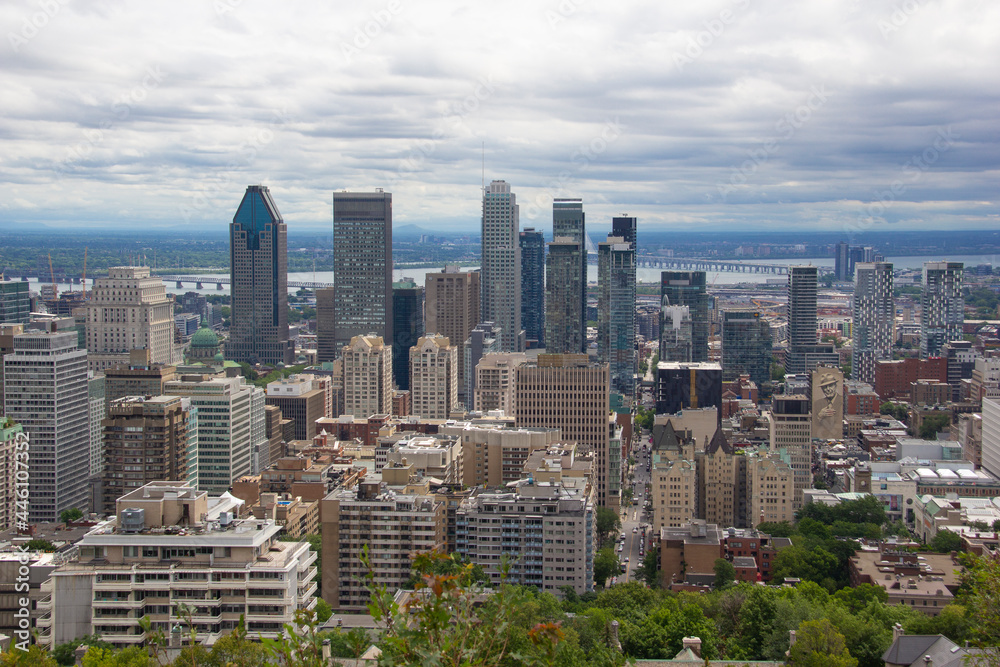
[{"x1": 1, "y1": 0, "x2": 997, "y2": 235}]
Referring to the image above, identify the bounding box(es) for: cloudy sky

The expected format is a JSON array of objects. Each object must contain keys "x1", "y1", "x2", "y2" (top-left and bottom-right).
[{"x1": 1, "y1": 0, "x2": 997, "y2": 235}]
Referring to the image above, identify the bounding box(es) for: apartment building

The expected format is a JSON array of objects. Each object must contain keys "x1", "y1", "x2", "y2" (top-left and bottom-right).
[
  {"x1": 765, "y1": 395, "x2": 812, "y2": 510},
  {"x1": 265, "y1": 374, "x2": 326, "y2": 441},
  {"x1": 409, "y1": 334, "x2": 458, "y2": 419},
  {"x1": 342, "y1": 335, "x2": 393, "y2": 418},
  {"x1": 36, "y1": 481, "x2": 317, "y2": 649},
  {"x1": 473, "y1": 353, "x2": 526, "y2": 414},
  {"x1": 437, "y1": 421, "x2": 562, "y2": 487},
  {"x1": 747, "y1": 450, "x2": 795, "y2": 526}
]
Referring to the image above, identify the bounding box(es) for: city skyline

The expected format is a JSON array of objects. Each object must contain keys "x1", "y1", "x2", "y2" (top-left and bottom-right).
[{"x1": 2, "y1": 2, "x2": 998, "y2": 234}]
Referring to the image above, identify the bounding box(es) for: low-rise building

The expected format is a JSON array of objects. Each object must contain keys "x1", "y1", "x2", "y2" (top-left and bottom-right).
[
  {"x1": 35, "y1": 481, "x2": 317, "y2": 649},
  {"x1": 848, "y1": 547, "x2": 961, "y2": 616},
  {"x1": 658, "y1": 520, "x2": 723, "y2": 588}
]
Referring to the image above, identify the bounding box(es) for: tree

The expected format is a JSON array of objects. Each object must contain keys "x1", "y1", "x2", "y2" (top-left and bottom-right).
[
  {"x1": 0, "y1": 645, "x2": 58, "y2": 667},
  {"x1": 595, "y1": 506, "x2": 621, "y2": 548},
  {"x1": 635, "y1": 407, "x2": 654, "y2": 431},
  {"x1": 314, "y1": 598, "x2": 333, "y2": 624},
  {"x1": 788, "y1": 618, "x2": 858, "y2": 667},
  {"x1": 81, "y1": 646, "x2": 151, "y2": 667},
  {"x1": 637, "y1": 547, "x2": 660, "y2": 588},
  {"x1": 52, "y1": 635, "x2": 111, "y2": 666},
  {"x1": 208, "y1": 617, "x2": 267, "y2": 667},
  {"x1": 757, "y1": 521, "x2": 795, "y2": 537},
  {"x1": 928, "y1": 530, "x2": 963, "y2": 553},
  {"x1": 714, "y1": 558, "x2": 736, "y2": 590},
  {"x1": 960, "y1": 553, "x2": 1000, "y2": 665},
  {"x1": 24, "y1": 539, "x2": 57, "y2": 552},
  {"x1": 594, "y1": 548, "x2": 619, "y2": 588},
  {"x1": 919, "y1": 413, "x2": 951, "y2": 439},
  {"x1": 771, "y1": 363, "x2": 786, "y2": 381},
  {"x1": 59, "y1": 508, "x2": 83, "y2": 523}
]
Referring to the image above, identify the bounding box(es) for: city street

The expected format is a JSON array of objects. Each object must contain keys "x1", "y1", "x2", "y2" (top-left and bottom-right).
[{"x1": 615, "y1": 434, "x2": 652, "y2": 584}]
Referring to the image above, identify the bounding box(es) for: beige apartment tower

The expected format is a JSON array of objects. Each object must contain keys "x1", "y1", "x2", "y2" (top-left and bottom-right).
[
  {"x1": 514, "y1": 354, "x2": 614, "y2": 508},
  {"x1": 409, "y1": 334, "x2": 458, "y2": 419},
  {"x1": 341, "y1": 335, "x2": 393, "y2": 418},
  {"x1": 86, "y1": 267, "x2": 179, "y2": 372},
  {"x1": 425, "y1": 267, "x2": 480, "y2": 403}
]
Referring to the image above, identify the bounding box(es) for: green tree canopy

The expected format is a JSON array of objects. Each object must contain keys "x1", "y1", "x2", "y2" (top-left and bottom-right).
[
  {"x1": 789, "y1": 619, "x2": 858, "y2": 667},
  {"x1": 714, "y1": 558, "x2": 736, "y2": 590}
]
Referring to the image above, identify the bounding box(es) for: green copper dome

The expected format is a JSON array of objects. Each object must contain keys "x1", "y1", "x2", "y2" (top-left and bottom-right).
[{"x1": 190, "y1": 327, "x2": 219, "y2": 349}]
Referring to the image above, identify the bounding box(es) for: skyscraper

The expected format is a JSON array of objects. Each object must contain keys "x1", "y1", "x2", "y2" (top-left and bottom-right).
[
  {"x1": 545, "y1": 238, "x2": 584, "y2": 354},
  {"x1": 552, "y1": 199, "x2": 587, "y2": 352},
  {"x1": 834, "y1": 242, "x2": 850, "y2": 281},
  {"x1": 228, "y1": 185, "x2": 294, "y2": 366},
  {"x1": 481, "y1": 180, "x2": 521, "y2": 352},
  {"x1": 722, "y1": 309, "x2": 773, "y2": 386},
  {"x1": 659, "y1": 305, "x2": 693, "y2": 362},
  {"x1": 315, "y1": 287, "x2": 337, "y2": 363},
  {"x1": 410, "y1": 334, "x2": 458, "y2": 419},
  {"x1": 921, "y1": 261, "x2": 964, "y2": 358},
  {"x1": 4, "y1": 331, "x2": 90, "y2": 521},
  {"x1": 333, "y1": 190, "x2": 393, "y2": 351},
  {"x1": 785, "y1": 266, "x2": 838, "y2": 374},
  {"x1": 0, "y1": 280, "x2": 30, "y2": 325},
  {"x1": 598, "y1": 235, "x2": 636, "y2": 396},
  {"x1": 85, "y1": 267, "x2": 179, "y2": 372},
  {"x1": 660, "y1": 271, "x2": 709, "y2": 362},
  {"x1": 612, "y1": 215, "x2": 637, "y2": 247},
  {"x1": 519, "y1": 228, "x2": 545, "y2": 348},
  {"x1": 341, "y1": 334, "x2": 393, "y2": 418},
  {"x1": 853, "y1": 262, "x2": 894, "y2": 384},
  {"x1": 392, "y1": 279, "x2": 424, "y2": 391},
  {"x1": 426, "y1": 267, "x2": 480, "y2": 405}
]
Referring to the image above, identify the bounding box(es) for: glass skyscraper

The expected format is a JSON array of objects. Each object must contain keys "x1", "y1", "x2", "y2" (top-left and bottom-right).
[
  {"x1": 660, "y1": 271, "x2": 709, "y2": 363},
  {"x1": 721, "y1": 309, "x2": 773, "y2": 386},
  {"x1": 481, "y1": 180, "x2": 522, "y2": 352},
  {"x1": 519, "y1": 228, "x2": 545, "y2": 348},
  {"x1": 392, "y1": 279, "x2": 424, "y2": 391},
  {"x1": 598, "y1": 235, "x2": 636, "y2": 396},
  {"x1": 229, "y1": 185, "x2": 294, "y2": 366},
  {"x1": 552, "y1": 199, "x2": 587, "y2": 354}
]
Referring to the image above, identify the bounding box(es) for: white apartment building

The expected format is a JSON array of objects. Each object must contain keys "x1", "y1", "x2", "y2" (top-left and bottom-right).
[
  {"x1": 456, "y1": 479, "x2": 595, "y2": 595},
  {"x1": 342, "y1": 334, "x2": 393, "y2": 418},
  {"x1": 35, "y1": 481, "x2": 317, "y2": 649},
  {"x1": 86, "y1": 266, "x2": 179, "y2": 372},
  {"x1": 409, "y1": 334, "x2": 458, "y2": 419}
]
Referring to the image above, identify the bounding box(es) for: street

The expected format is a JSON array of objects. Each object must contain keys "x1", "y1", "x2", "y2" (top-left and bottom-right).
[{"x1": 614, "y1": 434, "x2": 652, "y2": 585}]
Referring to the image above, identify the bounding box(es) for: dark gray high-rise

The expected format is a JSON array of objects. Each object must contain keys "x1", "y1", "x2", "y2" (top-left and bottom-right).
[
  {"x1": 519, "y1": 228, "x2": 545, "y2": 348},
  {"x1": 392, "y1": 278, "x2": 424, "y2": 391},
  {"x1": 545, "y1": 238, "x2": 584, "y2": 354},
  {"x1": 229, "y1": 185, "x2": 294, "y2": 366},
  {"x1": 722, "y1": 309, "x2": 772, "y2": 386},
  {"x1": 660, "y1": 271, "x2": 708, "y2": 362},
  {"x1": 785, "y1": 266, "x2": 838, "y2": 374},
  {"x1": 333, "y1": 190, "x2": 393, "y2": 352},
  {"x1": 552, "y1": 199, "x2": 587, "y2": 353},
  {"x1": 598, "y1": 235, "x2": 636, "y2": 396},
  {"x1": 612, "y1": 216, "x2": 636, "y2": 248}
]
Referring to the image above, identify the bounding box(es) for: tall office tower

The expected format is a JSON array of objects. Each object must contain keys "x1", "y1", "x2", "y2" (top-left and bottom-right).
[
  {"x1": 921, "y1": 261, "x2": 964, "y2": 358},
  {"x1": 333, "y1": 190, "x2": 393, "y2": 351},
  {"x1": 228, "y1": 186, "x2": 294, "y2": 366},
  {"x1": 481, "y1": 180, "x2": 522, "y2": 352},
  {"x1": 426, "y1": 267, "x2": 480, "y2": 404},
  {"x1": 834, "y1": 242, "x2": 851, "y2": 281},
  {"x1": 545, "y1": 238, "x2": 584, "y2": 354},
  {"x1": 853, "y1": 262, "x2": 894, "y2": 385},
  {"x1": 660, "y1": 271, "x2": 709, "y2": 362},
  {"x1": 721, "y1": 309, "x2": 773, "y2": 386},
  {"x1": 85, "y1": 267, "x2": 178, "y2": 372},
  {"x1": 659, "y1": 305, "x2": 693, "y2": 362},
  {"x1": 100, "y1": 395, "x2": 192, "y2": 513},
  {"x1": 552, "y1": 199, "x2": 587, "y2": 352},
  {"x1": 598, "y1": 236, "x2": 636, "y2": 397},
  {"x1": 315, "y1": 287, "x2": 337, "y2": 363},
  {"x1": 519, "y1": 228, "x2": 545, "y2": 348},
  {"x1": 391, "y1": 278, "x2": 424, "y2": 391},
  {"x1": 3, "y1": 331, "x2": 89, "y2": 521},
  {"x1": 463, "y1": 321, "x2": 501, "y2": 403},
  {"x1": 612, "y1": 215, "x2": 637, "y2": 248},
  {"x1": 514, "y1": 355, "x2": 613, "y2": 508},
  {"x1": 342, "y1": 334, "x2": 393, "y2": 417},
  {"x1": 849, "y1": 245, "x2": 877, "y2": 276},
  {"x1": 88, "y1": 374, "x2": 105, "y2": 479},
  {"x1": 0, "y1": 279, "x2": 30, "y2": 324},
  {"x1": 785, "y1": 266, "x2": 838, "y2": 374},
  {"x1": 410, "y1": 334, "x2": 458, "y2": 419},
  {"x1": 164, "y1": 374, "x2": 261, "y2": 494},
  {"x1": 983, "y1": 398, "x2": 1000, "y2": 481},
  {"x1": 765, "y1": 394, "x2": 811, "y2": 510},
  {"x1": 0, "y1": 324, "x2": 24, "y2": 417}
]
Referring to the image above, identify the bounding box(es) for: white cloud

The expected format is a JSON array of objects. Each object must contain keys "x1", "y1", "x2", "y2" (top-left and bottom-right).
[{"x1": 0, "y1": 0, "x2": 997, "y2": 234}]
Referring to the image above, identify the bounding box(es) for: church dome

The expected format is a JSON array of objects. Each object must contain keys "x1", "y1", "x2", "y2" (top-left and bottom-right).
[{"x1": 190, "y1": 327, "x2": 219, "y2": 349}]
